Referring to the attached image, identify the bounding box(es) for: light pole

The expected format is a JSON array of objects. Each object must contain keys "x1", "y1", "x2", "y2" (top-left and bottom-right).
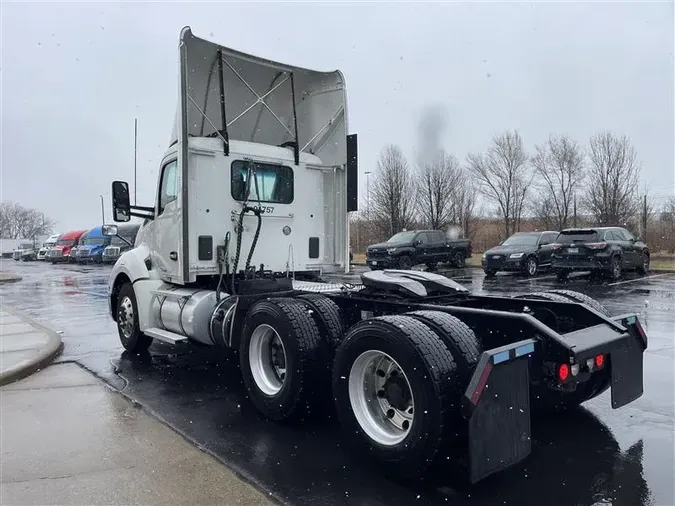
[
  {"x1": 364, "y1": 171, "x2": 372, "y2": 220},
  {"x1": 100, "y1": 195, "x2": 106, "y2": 226}
]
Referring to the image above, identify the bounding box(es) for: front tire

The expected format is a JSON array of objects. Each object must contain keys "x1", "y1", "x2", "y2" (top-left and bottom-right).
[
  {"x1": 240, "y1": 298, "x2": 326, "y2": 422},
  {"x1": 397, "y1": 255, "x2": 413, "y2": 270},
  {"x1": 333, "y1": 315, "x2": 462, "y2": 478},
  {"x1": 608, "y1": 256, "x2": 622, "y2": 280},
  {"x1": 637, "y1": 252, "x2": 650, "y2": 275},
  {"x1": 116, "y1": 283, "x2": 153, "y2": 353},
  {"x1": 453, "y1": 252, "x2": 466, "y2": 268},
  {"x1": 524, "y1": 256, "x2": 538, "y2": 277}
]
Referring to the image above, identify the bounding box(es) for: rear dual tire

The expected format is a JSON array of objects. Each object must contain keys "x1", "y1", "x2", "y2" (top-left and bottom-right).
[{"x1": 333, "y1": 315, "x2": 465, "y2": 478}]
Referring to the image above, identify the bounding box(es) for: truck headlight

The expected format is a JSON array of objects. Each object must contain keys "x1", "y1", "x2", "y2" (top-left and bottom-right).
[
  {"x1": 509, "y1": 253, "x2": 524, "y2": 259},
  {"x1": 387, "y1": 248, "x2": 397, "y2": 253}
]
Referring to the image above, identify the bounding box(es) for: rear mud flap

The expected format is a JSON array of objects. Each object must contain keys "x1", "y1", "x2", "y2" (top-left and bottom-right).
[
  {"x1": 610, "y1": 315, "x2": 647, "y2": 408},
  {"x1": 462, "y1": 339, "x2": 536, "y2": 483}
]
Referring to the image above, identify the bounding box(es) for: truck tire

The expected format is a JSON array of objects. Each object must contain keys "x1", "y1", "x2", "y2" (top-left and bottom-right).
[
  {"x1": 406, "y1": 311, "x2": 481, "y2": 381},
  {"x1": 514, "y1": 291, "x2": 571, "y2": 304},
  {"x1": 116, "y1": 282, "x2": 153, "y2": 353},
  {"x1": 397, "y1": 255, "x2": 413, "y2": 270},
  {"x1": 544, "y1": 290, "x2": 610, "y2": 317},
  {"x1": 297, "y1": 294, "x2": 345, "y2": 349},
  {"x1": 637, "y1": 252, "x2": 650, "y2": 275},
  {"x1": 240, "y1": 298, "x2": 326, "y2": 422},
  {"x1": 333, "y1": 315, "x2": 462, "y2": 479},
  {"x1": 453, "y1": 251, "x2": 466, "y2": 268}
]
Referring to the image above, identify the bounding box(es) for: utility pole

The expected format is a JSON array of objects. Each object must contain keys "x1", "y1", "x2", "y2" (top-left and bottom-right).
[
  {"x1": 100, "y1": 195, "x2": 106, "y2": 226},
  {"x1": 364, "y1": 171, "x2": 372, "y2": 219},
  {"x1": 573, "y1": 193, "x2": 577, "y2": 228},
  {"x1": 642, "y1": 194, "x2": 648, "y2": 239},
  {"x1": 134, "y1": 118, "x2": 138, "y2": 205}
]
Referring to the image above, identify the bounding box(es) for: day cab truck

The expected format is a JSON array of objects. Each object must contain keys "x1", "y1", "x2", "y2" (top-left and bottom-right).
[
  {"x1": 102, "y1": 223, "x2": 141, "y2": 264},
  {"x1": 13, "y1": 241, "x2": 36, "y2": 261},
  {"x1": 48, "y1": 229, "x2": 87, "y2": 263},
  {"x1": 366, "y1": 230, "x2": 472, "y2": 270},
  {"x1": 104, "y1": 27, "x2": 647, "y2": 484}
]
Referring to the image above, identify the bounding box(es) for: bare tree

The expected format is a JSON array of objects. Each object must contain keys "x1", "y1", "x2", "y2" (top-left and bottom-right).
[
  {"x1": 371, "y1": 145, "x2": 415, "y2": 236},
  {"x1": 531, "y1": 195, "x2": 558, "y2": 231},
  {"x1": 583, "y1": 132, "x2": 640, "y2": 225},
  {"x1": 531, "y1": 134, "x2": 585, "y2": 230},
  {"x1": 415, "y1": 151, "x2": 461, "y2": 230},
  {"x1": 467, "y1": 130, "x2": 531, "y2": 237},
  {"x1": 449, "y1": 169, "x2": 478, "y2": 239},
  {"x1": 0, "y1": 202, "x2": 55, "y2": 239}
]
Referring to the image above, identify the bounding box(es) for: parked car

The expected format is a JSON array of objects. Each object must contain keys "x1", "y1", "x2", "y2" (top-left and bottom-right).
[
  {"x1": 551, "y1": 227, "x2": 650, "y2": 281},
  {"x1": 102, "y1": 223, "x2": 141, "y2": 264},
  {"x1": 482, "y1": 231, "x2": 559, "y2": 277},
  {"x1": 366, "y1": 230, "x2": 472, "y2": 270},
  {"x1": 37, "y1": 234, "x2": 61, "y2": 260},
  {"x1": 76, "y1": 226, "x2": 112, "y2": 263},
  {"x1": 13, "y1": 242, "x2": 36, "y2": 261},
  {"x1": 48, "y1": 229, "x2": 88, "y2": 263}
]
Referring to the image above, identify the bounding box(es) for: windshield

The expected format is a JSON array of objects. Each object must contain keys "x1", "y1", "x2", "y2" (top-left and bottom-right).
[
  {"x1": 387, "y1": 232, "x2": 417, "y2": 244},
  {"x1": 83, "y1": 237, "x2": 107, "y2": 246},
  {"x1": 56, "y1": 239, "x2": 75, "y2": 246},
  {"x1": 558, "y1": 231, "x2": 599, "y2": 243},
  {"x1": 502, "y1": 234, "x2": 539, "y2": 247}
]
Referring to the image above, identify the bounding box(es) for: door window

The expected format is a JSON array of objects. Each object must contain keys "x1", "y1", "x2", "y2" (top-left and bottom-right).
[
  {"x1": 617, "y1": 228, "x2": 635, "y2": 241},
  {"x1": 415, "y1": 233, "x2": 429, "y2": 245},
  {"x1": 158, "y1": 160, "x2": 178, "y2": 215}
]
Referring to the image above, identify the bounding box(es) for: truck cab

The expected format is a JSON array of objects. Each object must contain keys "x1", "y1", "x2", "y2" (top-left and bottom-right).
[
  {"x1": 102, "y1": 223, "x2": 141, "y2": 264},
  {"x1": 49, "y1": 229, "x2": 87, "y2": 263},
  {"x1": 76, "y1": 226, "x2": 111, "y2": 263},
  {"x1": 13, "y1": 242, "x2": 35, "y2": 261},
  {"x1": 37, "y1": 234, "x2": 61, "y2": 260}
]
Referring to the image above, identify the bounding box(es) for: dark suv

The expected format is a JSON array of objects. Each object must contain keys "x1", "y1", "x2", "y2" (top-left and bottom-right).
[
  {"x1": 551, "y1": 227, "x2": 649, "y2": 281},
  {"x1": 482, "y1": 231, "x2": 559, "y2": 277}
]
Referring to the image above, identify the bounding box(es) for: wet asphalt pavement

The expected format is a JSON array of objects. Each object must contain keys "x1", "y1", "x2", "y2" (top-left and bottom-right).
[{"x1": 1, "y1": 259, "x2": 673, "y2": 506}]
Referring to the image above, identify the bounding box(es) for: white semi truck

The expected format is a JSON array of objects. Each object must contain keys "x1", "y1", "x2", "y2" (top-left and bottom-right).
[{"x1": 104, "y1": 27, "x2": 648, "y2": 483}]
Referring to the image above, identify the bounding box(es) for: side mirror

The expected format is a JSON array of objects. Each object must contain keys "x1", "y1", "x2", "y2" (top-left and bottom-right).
[
  {"x1": 102, "y1": 225, "x2": 118, "y2": 237},
  {"x1": 414, "y1": 239, "x2": 422, "y2": 246},
  {"x1": 634, "y1": 237, "x2": 640, "y2": 242},
  {"x1": 499, "y1": 240, "x2": 504, "y2": 246},
  {"x1": 112, "y1": 181, "x2": 131, "y2": 222}
]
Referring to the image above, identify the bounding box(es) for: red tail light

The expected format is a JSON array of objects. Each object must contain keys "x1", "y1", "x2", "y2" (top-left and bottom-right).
[
  {"x1": 558, "y1": 363, "x2": 570, "y2": 382},
  {"x1": 585, "y1": 242, "x2": 607, "y2": 250},
  {"x1": 551, "y1": 243, "x2": 563, "y2": 250},
  {"x1": 595, "y1": 354, "x2": 605, "y2": 368}
]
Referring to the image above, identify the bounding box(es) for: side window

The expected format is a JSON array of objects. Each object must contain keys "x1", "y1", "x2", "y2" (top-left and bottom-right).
[
  {"x1": 547, "y1": 233, "x2": 559, "y2": 243},
  {"x1": 606, "y1": 230, "x2": 621, "y2": 241},
  {"x1": 539, "y1": 234, "x2": 550, "y2": 246},
  {"x1": 427, "y1": 232, "x2": 442, "y2": 244},
  {"x1": 415, "y1": 233, "x2": 428, "y2": 245},
  {"x1": 231, "y1": 160, "x2": 293, "y2": 204},
  {"x1": 619, "y1": 228, "x2": 635, "y2": 241},
  {"x1": 158, "y1": 160, "x2": 178, "y2": 215}
]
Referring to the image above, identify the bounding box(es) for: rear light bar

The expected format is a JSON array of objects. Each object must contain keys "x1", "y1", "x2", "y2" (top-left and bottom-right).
[{"x1": 585, "y1": 242, "x2": 607, "y2": 250}]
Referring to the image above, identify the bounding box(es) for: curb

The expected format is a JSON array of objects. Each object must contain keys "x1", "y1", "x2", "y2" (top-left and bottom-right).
[
  {"x1": 0, "y1": 308, "x2": 64, "y2": 386},
  {"x1": 0, "y1": 273, "x2": 22, "y2": 284}
]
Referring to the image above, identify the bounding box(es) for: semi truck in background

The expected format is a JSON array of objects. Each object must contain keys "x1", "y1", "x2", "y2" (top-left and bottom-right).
[
  {"x1": 75, "y1": 226, "x2": 111, "y2": 263},
  {"x1": 102, "y1": 223, "x2": 141, "y2": 264},
  {"x1": 48, "y1": 229, "x2": 88, "y2": 263},
  {"x1": 102, "y1": 27, "x2": 647, "y2": 484},
  {"x1": 37, "y1": 234, "x2": 61, "y2": 260}
]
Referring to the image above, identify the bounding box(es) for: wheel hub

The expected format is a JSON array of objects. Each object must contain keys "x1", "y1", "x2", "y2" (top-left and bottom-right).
[
  {"x1": 118, "y1": 296, "x2": 134, "y2": 339},
  {"x1": 249, "y1": 324, "x2": 287, "y2": 396},
  {"x1": 383, "y1": 374, "x2": 411, "y2": 411}
]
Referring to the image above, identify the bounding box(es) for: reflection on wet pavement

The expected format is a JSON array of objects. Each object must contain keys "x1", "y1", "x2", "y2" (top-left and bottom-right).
[{"x1": 1, "y1": 259, "x2": 673, "y2": 506}]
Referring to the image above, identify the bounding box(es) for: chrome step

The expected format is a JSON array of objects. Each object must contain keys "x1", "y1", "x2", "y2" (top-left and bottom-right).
[{"x1": 144, "y1": 327, "x2": 188, "y2": 344}]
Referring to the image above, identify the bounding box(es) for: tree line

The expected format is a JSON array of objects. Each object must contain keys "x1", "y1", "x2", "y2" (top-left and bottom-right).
[
  {"x1": 0, "y1": 202, "x2": 55, "y2": 239},
  {"x1": 351, "y1": 130, "x2": 674, "y2": 253}
]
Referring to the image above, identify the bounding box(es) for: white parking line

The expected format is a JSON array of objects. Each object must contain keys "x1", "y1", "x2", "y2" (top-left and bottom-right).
[{"x1": 608, "y1": 273, "x2": 675, "y2": 286}]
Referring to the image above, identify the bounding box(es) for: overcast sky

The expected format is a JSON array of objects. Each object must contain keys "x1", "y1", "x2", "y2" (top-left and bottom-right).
[{"x1": 1, "y1": 1, "x2": 673, "y2": 232}]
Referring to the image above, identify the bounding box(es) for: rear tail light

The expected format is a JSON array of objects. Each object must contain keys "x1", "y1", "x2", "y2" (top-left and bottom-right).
[
  {"x1": 595, "y1": 354, "x2": 605, "y2": 369},
  {"x1": 557, "y1": 363, "x2": 570, "y2": 382},
  {"x1": 551, "y1": 243, "x2": 563, "y2": 250},
  {"x1": 585, "y1": 242, "x2": 607, "y2": 250}
]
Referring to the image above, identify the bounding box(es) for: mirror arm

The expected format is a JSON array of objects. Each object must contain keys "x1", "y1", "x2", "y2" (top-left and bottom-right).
[{"x1": 130, "y1": 205, "x2": 155, "y2": 213}]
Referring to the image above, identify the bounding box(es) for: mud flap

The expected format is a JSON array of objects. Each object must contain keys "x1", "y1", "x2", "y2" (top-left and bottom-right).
[
  {"x1": 461, "y1": 339, "x2": 536, "y2": 483},
  {"x1": 610, "y1": 314, "x2": 647, "y2": 409}
]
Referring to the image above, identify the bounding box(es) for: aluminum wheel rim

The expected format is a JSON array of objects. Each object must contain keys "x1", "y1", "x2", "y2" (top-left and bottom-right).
[
  {"x1": 249, "y1": 324, "x2": 287, "y2": 396},
  {"x1": 527, "y1": 258, "x2": 536, "y2": 275},
  {"x1": 613, "y1": 259, "x2": 621, "y2": 278},
  {"x1": 348, "y1": 350, "x2": 414, "y2": 446},
  {"x1": 118, "y1": 296, "x2": 135, "y2": 339}
]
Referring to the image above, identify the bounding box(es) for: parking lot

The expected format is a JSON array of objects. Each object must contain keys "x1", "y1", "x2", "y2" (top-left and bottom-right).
[{"x1": 1, "y1": 259, "x2": 673, "y2": 506}]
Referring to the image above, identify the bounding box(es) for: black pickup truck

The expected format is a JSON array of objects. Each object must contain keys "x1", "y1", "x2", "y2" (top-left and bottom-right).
[{"x1": 366, "y1": 230, "x2": 472, "y2": 270}]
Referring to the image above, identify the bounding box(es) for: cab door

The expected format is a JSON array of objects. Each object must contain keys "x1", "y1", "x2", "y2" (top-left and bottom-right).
[{"x1": 145, "y1": 158, "x2": 183, "y2": 283}]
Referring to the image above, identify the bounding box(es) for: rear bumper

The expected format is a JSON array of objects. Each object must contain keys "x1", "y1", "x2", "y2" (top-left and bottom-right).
[
  {"x1": 552, "y1": 256, "x2": 611, "y2": 270},
  {"x1": 463, "y1": 314, "x2": 646, "y2": 483}
]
